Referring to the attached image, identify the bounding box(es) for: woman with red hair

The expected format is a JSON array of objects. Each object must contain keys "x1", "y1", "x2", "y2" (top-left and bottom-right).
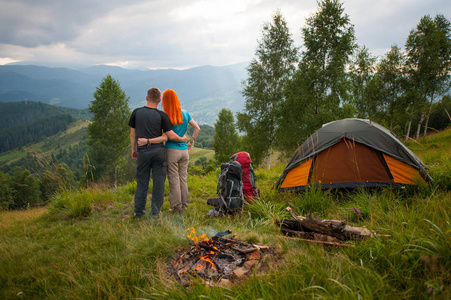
[{"x1": 140, "y1": 89, "x2": 200, "y2": 214}]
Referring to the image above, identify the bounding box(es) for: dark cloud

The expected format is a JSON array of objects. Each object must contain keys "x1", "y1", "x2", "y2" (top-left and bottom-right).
[
  {"x1": 0, "y1": 0, "x2": 449, "y2": 68},
  {"x1": 0, "y1": 0, "x2": 145, "y2": 46}
]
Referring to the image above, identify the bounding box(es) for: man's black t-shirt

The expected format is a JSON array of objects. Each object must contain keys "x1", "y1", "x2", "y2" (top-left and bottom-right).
[{"x1": 128, "y1": 106, "x2": 172, "y2": 150}]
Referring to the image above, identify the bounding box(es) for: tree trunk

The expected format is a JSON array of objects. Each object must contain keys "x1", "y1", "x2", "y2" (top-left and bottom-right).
[
  {"x1": 423, "y1": 92, "x2": 434, "y2": 137},
  {"x1": 415, "y1": 110, "x2": 425, "y2": 140},
  {"x1": 266, "y1": 144, "x2": 272, "y2": 171},
  {"x1": 316, "y1": 96, "x2": 319, "y2": 115},
  {"x1": 114, "y1": 162, "x2": 118, "y2": 188},
  {"x1": 389, "y1": 102, "x2": 394, "y2": 131},
  {"x1": 405, "y1": 105, "x2": 414, "y2": 142},
  {"x1": 415, "y1": 93, "x2": 428, "y2": 139}
]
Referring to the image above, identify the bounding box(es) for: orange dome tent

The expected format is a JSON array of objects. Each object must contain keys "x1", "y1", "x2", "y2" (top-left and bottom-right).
[{"x1": 275, "y1": 118, "x2": 432, "y2": 192}]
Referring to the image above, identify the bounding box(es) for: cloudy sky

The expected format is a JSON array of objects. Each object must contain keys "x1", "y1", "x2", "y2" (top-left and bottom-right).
[{"x1": 0, "y1": 0, "x2": 449, "y2": 69}]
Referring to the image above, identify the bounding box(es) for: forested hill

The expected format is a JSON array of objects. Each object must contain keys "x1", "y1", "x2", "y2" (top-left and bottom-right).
[
  {"x1": 0, "y1": 101, "x2": 91, "y2": 154},
  {"x1": 0, "y1": 114, "x2": 76, "y2": 153},
  {"x1": 0, "y1": 101, "x2": 91, "y2": 130}
]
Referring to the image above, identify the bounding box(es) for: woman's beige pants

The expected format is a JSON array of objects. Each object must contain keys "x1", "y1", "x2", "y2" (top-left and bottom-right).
[{"x1": 166, "y1": 148, "x2": 190, "y2": 210}]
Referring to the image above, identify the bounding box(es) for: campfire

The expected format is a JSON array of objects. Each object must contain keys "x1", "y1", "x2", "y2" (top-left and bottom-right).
[{"x1": 170, "y1": 227, "x2": 274, "y2": 286}]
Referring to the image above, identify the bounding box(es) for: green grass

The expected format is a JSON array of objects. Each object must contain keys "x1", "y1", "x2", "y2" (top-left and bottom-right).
[
  {"x1": 0, "y1": 148, "x2": 28, "y2": 164},
  {"x1": 405, "y1": 128, "x2": 451, "y2": 190},
  {"x1": 188, "y1": 147, "x2": 215, "y2": 168},
  {"x1": 1, "y1": 129, "x2": 450, "y2": 299}
]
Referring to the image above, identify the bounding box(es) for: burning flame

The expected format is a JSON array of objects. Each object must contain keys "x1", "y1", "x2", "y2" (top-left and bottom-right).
[
  {"x1": 186, "y1": 227, "x2": 217, "y2": 271},
  {"x1": 186, "y1": 227, "x2": 209, "y2": 244}
]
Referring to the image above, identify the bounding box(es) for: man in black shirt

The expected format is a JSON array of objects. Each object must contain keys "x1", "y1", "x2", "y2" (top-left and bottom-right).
[{"x1": 129, "y1": 87, "x2": 186, "y2": 218}]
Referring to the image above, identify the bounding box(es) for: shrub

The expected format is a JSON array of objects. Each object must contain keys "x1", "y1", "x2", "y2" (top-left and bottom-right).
[
  {"x1": 0, "y1": 172, "x2": 14, "y2": 210},
  {"x1": 11, "y1": 167, "x2": 42, "y2": 209},
  {"x1": 50, "y1": 187, "x2": 122, "y2": 219}
]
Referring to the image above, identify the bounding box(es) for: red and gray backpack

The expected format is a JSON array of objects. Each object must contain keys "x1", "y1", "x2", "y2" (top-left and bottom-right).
[
  {"x1": 206, "y1": 155, "x2": 244, "y2": 216},
  {"x1": 206, "y1": 152, "x2": 260, "y2": 217},
  {"x1": 231, "y1": 152, "x2": 260, "y2": 202}
]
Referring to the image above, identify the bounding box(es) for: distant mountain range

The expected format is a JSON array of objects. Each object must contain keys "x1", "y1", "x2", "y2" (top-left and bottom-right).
[{"x1": 0, "y1": 63, "x2": 248, "y2": 125}]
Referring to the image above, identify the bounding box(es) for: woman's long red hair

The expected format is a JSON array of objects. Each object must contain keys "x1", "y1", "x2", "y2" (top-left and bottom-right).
[{"x1": 162, "y1": 89, "x2": 183, "y2": 126}]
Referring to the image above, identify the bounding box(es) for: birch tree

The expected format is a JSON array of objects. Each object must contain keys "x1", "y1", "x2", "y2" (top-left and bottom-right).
[
  {"x1": 238, "y1": 10, "x2": 298, "y2": 170},
  {"x1": 405, "y1": 14, "x2": 451, "y2": 138}
]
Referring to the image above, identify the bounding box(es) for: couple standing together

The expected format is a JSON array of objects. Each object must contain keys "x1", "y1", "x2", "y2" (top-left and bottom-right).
[{"x1": 128, "y1": 87, "x2": 200, "y2": 218}]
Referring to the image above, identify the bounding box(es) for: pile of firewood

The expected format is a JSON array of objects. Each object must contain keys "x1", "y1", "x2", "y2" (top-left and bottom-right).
[
  {"x1": 275, "y1": 207, "x2": 391, "y2": 247},
  {"x1": 169, "y1": 230, "x2": 275, "y2": 286}
]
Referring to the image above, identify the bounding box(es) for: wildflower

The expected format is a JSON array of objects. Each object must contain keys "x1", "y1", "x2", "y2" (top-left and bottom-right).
[{"x1": 353, "y1": 207, "x2": 361, "y2": 216}]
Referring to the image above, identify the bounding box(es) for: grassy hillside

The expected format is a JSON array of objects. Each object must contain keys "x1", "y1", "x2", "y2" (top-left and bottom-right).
[
  {"x1": 189, "y1": 146, "x2": 215, "y2": 161},
  {"x1": 0, "y1": 129, "x2": 450, "y2": 299}
]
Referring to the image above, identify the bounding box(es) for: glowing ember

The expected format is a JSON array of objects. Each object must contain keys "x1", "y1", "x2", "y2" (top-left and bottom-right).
[{"x1": 197, "y1": 255, "x2": 216, "y2": 270}]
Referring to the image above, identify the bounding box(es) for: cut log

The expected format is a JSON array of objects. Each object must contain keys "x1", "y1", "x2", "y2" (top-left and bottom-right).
[
  {"x1": 302, "y1": 214, "x2": 351, "y2": 241},
  {"x1": 275, "y1": 218, "x2": 304, "y2": 231},
  {"x1": 286, "y1": 207, "x2": 306, "y2": 223},
  {"x1": 252, "y1": 244, "x2": 269, "y2": 250},
  {"x1": 283, "y1": 207, "x2": 379, "y2": 241},
  {"x1": 279, "y1": 227, "x2": 340, "y2": 242},
  {"x1": 243, "y1": 260, "x2": 259, "y2": 270},
  {"x1": 283, "y1": 236, "x2": 356, "y2": 248},
  {"x1": 246, "y1": 250, "x2": 261, "y2": 260},
  {"x1": 231, "y1": 246, "x2": 259, "y2": 254},
  {"x1": 343, "y1": 225, "x2": 373, "y2": 239},
  {"x1": 221, "y1": 237, "x2": 256, "y2": 247}
]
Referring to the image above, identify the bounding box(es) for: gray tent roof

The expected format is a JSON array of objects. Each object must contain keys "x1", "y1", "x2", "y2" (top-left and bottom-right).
[{"x1": 275, "y1": 118, "x2": 431, "y2": 188}]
